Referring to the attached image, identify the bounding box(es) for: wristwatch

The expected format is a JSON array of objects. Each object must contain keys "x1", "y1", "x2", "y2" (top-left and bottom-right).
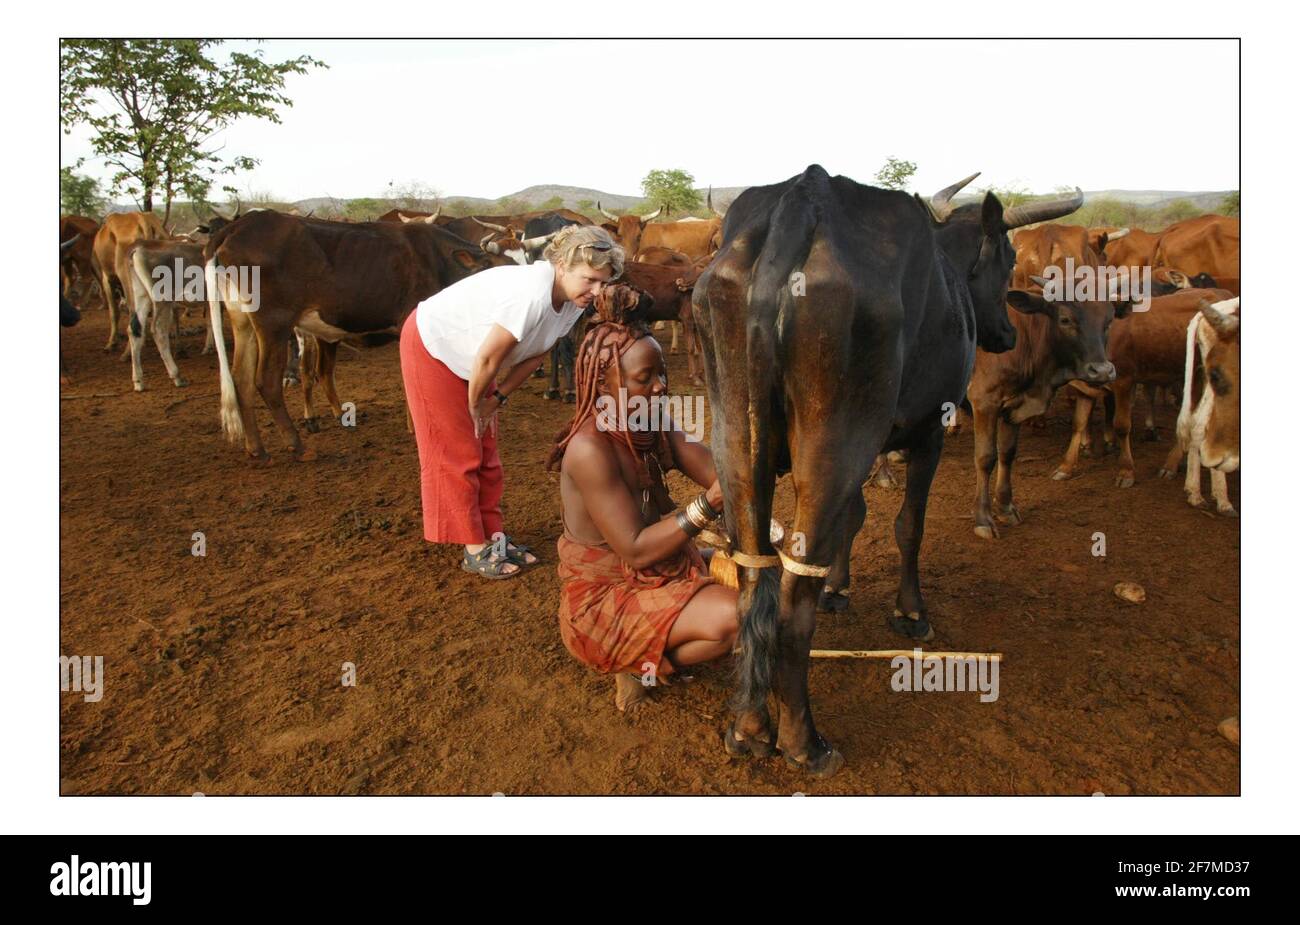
[{"x1": 492, "y1": 388, "x2": 508, "y2": 406}]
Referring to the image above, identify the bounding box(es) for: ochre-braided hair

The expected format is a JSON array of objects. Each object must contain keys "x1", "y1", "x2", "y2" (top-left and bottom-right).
[{"x1": 545, "y1": 283, "x2": 674, "y2": 490}]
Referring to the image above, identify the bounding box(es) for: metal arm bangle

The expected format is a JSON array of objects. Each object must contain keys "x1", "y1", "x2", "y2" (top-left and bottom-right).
[{"x1": 676, "y1": 509, "x2": 703, "y2": 538}]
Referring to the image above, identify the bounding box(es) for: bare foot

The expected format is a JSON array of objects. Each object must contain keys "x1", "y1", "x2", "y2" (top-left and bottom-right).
[{"x1": 614, "y1": 673, "x2": 651, "y2": 713}]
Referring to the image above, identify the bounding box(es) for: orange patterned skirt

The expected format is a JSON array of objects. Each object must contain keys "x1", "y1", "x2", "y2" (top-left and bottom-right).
[{"x1": 556, "y1": 534, "x2": 714, "y2": 680}]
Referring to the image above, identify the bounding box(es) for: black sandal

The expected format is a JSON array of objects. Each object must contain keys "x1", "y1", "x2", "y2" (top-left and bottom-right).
[{"x1": 461, "y1": 546, "x2": 523, "y2": 580}]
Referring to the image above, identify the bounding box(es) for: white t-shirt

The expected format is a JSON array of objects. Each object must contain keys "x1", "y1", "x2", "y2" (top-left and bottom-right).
[{"x1": 414, "y1": 260, "x2": 583, "y2": 380}]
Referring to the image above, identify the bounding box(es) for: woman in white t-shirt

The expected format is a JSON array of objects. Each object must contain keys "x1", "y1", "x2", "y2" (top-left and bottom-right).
[{"x1": 399, "y1": 224, "x2": 624, "y2": 579}]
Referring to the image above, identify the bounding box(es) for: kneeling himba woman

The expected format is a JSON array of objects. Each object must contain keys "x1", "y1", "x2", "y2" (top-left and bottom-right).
[{"x1": 546, "y1": 286, "x2": 741, "y2": 712}]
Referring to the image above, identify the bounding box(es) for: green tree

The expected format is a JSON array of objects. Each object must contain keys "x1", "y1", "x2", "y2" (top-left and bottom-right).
[
  {"x1": 1220, "y1": 190, "x2": 1240, "y2": 216},
  {"x1": 60, "y1": 166, "x2": 106, "y2": 217},
  {"x1": 60, "y1": 40, "x2": 326, "y2": 222},
  {"x1": 1158, "y1": 198, "x2": 1201, "y2": 224},
  {"x1": 576, "y1": 198, "x2": 594, "y2": 211},
  {"x1": 873, "y1": 156, "x2": 917, "y2": 191},
  {"x1": 387, "y1": 179, "x2": 440, "y2": 211},
  {"x1": 345, "y1": 198, "x2": 386, "y2": 222},
  {"x1": 539, "y1": 195, "x2": 565, "y2": 210},
  {"x1": 641, "y1": 169, "x2": 701, "y2": 215}
]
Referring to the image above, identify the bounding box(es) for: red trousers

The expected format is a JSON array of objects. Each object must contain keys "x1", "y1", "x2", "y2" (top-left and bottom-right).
[{"x1": 400, "y1": 312, "x2": 504, "y2": 545}]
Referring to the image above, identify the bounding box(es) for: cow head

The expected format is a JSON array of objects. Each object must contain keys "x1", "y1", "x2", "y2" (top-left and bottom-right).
[
  {"x1": 598, "y1": 202, "x2": 661, "y2": 255},
  {"x1": 1197, "y1": 299, "x2": 1240, "y2": 472},
  {"x1": 928, "y1": 177, "x2": 1087, "y2": 356},
  {"x1": 1008, "y1": 274, "x2": 1133, "y2": 387}
]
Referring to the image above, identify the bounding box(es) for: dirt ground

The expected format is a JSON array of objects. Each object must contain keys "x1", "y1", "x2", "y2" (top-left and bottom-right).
[{"x1": 59, "y1": 310, "x2": 1241, "y2": 795}]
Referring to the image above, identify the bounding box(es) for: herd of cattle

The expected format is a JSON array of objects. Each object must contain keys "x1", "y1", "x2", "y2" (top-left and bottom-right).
[{"x1": 59, "y1": 167, "x2": 1239, "y2": 775}]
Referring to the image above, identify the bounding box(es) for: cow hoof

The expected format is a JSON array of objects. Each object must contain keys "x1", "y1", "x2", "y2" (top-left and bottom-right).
[
  {"x1": 564, "y1": 392, "x2": 576, "y2": 404},
  {"x1": 724, "y1": 722, "x2": 775, "y2": 759},
  {"x1": 817, "y1": 588, "x2": 851, "y2": 613},
  {"x1": 889, "y1": 609, "x2": 935, "y2": 642},
  {"x1": 172, "y1": 377, "x2": 188, "y2": 388},
  {"x1": 303, "y1": 417, "x2": 321, "y2": 434},
  {"x1": 133, "y1": 382, "x2": 145, "y2": 393},
  {"x1": 247, "y1": 452, "x2": 273, "y2": 467},
  {"x1": 543, "y1": 390, "x2": 560, "y2": 401},
  {"x1": 1051, "y1": 467, "x2": 1074, "y2": 481},
  {"x1": 995, "y1": 505, "x2": 1022, "y2": 526},
  {"x1": 1186, "y1": 495, "x2": 1206, "y2": 509},
  {"x1": 1217, "y1": 505, "x2": 1239, "y2": 518},
  {"x1": 1114, "y1": 474, "x2": 1135, "y2": 489},
  {"x1": 294, "y1": 446, "x2": 317, "y2": 463},
  {"x1": 974, "y1": 523, "x2": 999, "y2": 541},
  {"x1": 783, "y1": 743, "x2": 845, "y2": 779},
  {"x1": 1157, "y1": 468, "x2": 1176, "y2": 480}
]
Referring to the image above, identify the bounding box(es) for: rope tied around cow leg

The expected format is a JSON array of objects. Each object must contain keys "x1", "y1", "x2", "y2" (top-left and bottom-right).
[{"x1": 777, "y1": 549, "x2": 831, "y2": 578}]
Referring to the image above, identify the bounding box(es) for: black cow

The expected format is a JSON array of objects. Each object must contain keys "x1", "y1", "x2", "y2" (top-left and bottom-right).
[{"x1": 692, "y1": 164, "x2": 1083, "y2": 777}]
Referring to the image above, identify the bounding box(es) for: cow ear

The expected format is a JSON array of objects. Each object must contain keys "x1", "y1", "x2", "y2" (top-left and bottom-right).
[
  {"x1": 451, "y1": 250, "x2": 478, "y2": 270},
  {"x1": 1006, "y1": 289, "x2": 1050, "y2": 315},
  {"x1": 981, "y1": 192, "x2": 1006, "y2": 237}
]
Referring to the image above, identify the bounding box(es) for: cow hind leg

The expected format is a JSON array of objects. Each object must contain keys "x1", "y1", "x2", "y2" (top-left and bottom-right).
[
  {"x1": 817, "y1": 488, "x2": 864, "y2": 613},
  {"x1": 151, "y1": 303, "x2": 187, "y2": 388},
  {"x1": 100, "y1": 269, "x2": 121, "y2": 352},
  {"x1": 253, "y1": 327, "x2": 310, "y2": 461},
  {"x1": 228, "y1": 310, "x2": 269, "y2": 462},
  {"x1": 299, "y1": 333, "x2": 321, "y2": 432},
  {"x1": 125, "y1": 276, "x2": 150, "y2": 393},
  {"x1": 316, "y1": 340, "x2": 346, "y2": 425},
  {"x1": 890, "y1": 425, "x2": 943, "y2": 641}
]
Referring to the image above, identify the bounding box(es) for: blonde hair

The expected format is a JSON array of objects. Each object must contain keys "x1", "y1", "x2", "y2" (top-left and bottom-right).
[{"x1": 543, "y1": 224, "x2": 625, "y2": 278}]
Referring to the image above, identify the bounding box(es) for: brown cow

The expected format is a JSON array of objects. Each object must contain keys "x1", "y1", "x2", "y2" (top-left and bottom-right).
[
  {"x1": 92, "y1": 212, "x2": 168, "y2": 351},
  {"x1": 597, "y1": 202, "x2": 663, "y2": 255},
  {"x1": 1104, "y1": 226, "x2": 1161, "y2": 269},
  {"x1": 1154, "y1": 214, "x2": 1239, "y2": 295},
  {"x1": 204, "y1": 213, "x2": 511, "y2": 461},
  {"x1": 1160, "y1": 297, "x2": 1240, "y2": 514},
  {"x1": 1052, "y1": 287, "x2": 1235, "y2": 487},
  {"x1": 618, "y1": 261, "x2": 705, "y2": 385},
  {"x1": 968, "y1": 275, "x2": 1134, "y2": 539},
  {"x1": 60, "y1": 215, "x2": 101, "y2": 308}
]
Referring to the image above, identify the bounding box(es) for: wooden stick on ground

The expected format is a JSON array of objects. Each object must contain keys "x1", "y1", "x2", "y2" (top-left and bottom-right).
[{"x1": 810, "y1": 649, "x2": 1002, "y2": 661}]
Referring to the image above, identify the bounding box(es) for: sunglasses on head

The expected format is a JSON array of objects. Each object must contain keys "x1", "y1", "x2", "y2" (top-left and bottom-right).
[{"x1": 581, "y1": 240, "x2": 613, "y2": 252}]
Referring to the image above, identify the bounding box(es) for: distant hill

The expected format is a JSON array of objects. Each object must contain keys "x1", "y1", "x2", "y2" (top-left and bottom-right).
[{"x1": 106, "y1": 186, "x2": 1235, "y2": 217}]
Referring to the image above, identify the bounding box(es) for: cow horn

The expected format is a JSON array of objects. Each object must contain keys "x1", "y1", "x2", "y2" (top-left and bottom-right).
[
  {"x1": 1029, "y1": 274, "x2": 1051, "y2": 290},
  {"x1": 480, "y1": 233, "x2": 502, "y2": 254},
  {"x1": 1200, "y1": 298, "x2": 1241, "y2": 339},
  {"x1": 473, "y1": 217, "x2": 509, "y2": 233},
  {"x1": 1002, "y1": 187, "x2": 1085, "y2": 230},
  {"x1": 399, "y1": 214, "x2": 413, "y2": 223},
  {"x1": 1107, "y1": 227, "x2": 1130, "y2": 241},
  {"x1": 641, "y1": 206, "x2": 662, "y2": 222},
  {"x1": 598, "y1": 202, "x2": 619, "y2": 222},
  {"x1": 428, "y1": 205, "x2": 440, "y2": 221},
  {"x1": 708, "y1": 186, "x2": 721, "y2": 217},
  {"x1": 522, "y1": 230, "x2": 560, "y2": 250},
  {"x1": 60, "y1": 234, "x2": 80, "y2": 255},
  {"x1": 925, "y1": 172, "x2": 981, "y2": 223}
]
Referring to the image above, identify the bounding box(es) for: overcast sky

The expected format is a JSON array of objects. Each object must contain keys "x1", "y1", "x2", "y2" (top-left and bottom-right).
[{"x1": 60, "y1": 38, "x2": 1240, "y2": 204}]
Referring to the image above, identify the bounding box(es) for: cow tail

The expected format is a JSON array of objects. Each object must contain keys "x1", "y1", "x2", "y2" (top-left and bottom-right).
[
  {"x1": 734, "y1": 563, "x2": 780, "y2": 714},
  {"x1": 205, "y1": 258, "x2": 243, "y2": 443}
]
